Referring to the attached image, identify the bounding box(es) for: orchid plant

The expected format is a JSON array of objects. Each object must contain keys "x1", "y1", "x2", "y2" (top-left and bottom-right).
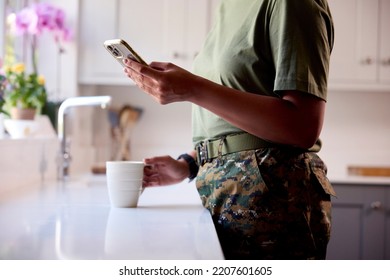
[
  {"x1": 9, "y1": 2, "x2": 72, "y2": 73},
  {"x1": 1, "y1": 1, "x2": 71, "y2": 117}
]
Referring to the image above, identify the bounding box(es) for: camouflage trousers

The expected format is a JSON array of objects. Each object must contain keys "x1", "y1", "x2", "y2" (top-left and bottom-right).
[{"x1": 195, "y1": 148, "x2": 336, "y2": 260}]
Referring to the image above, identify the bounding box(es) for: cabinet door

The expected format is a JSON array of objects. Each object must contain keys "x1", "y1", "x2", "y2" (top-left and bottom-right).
[
  {"x1": 79, "y1": 0, "x2": 211, "y2": 84},
  {"x1": 118, "y1": 0, "x2": 209, "y2": 69},
  {"x1": 78, "y1": 0, "x2": 119, "y2": 83},
  {"x1": 118, "y1": 0, "x2": 165, "y2": 64},
  {"x1": 327, "y1": 0, "x2": 379, "y2": 85},
  {"x1": 379, "y1": 0, "x2": 390, "y2": 83},
  {"x1": 327, "y1": 185, "x2": 387, "y2": 260},
  {"x1": 164, "y1": 0, "x2": 209, "y2": 69}
]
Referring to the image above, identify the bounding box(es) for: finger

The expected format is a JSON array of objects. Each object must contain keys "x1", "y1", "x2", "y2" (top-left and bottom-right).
[
  {"x1": 123, "y1": 58, "x2": 144, "y2": 71},
  {"x1": 123, "y1": 67, "x2": 157, "y2": 91},
  {"x1": 123, "y1": 59, "x2": 156, "y2": 76},
  {"x1": 144, "y1": 167, "x2": 159, "y2": 177},
  {"x1": 143, "y1": 177, "x2": 161, "y2": 187},
  {"x1": 125, "y1": 59, "x2": 172, "y2": 82},
  {"x1": 149, "y1": 61, "x2": 171, "y2": 71}
]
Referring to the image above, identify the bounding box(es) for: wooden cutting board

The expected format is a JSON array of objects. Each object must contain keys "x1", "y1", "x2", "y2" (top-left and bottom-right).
[{"x1": 348, "y1": 166, "x2": 390, "y2": 177}]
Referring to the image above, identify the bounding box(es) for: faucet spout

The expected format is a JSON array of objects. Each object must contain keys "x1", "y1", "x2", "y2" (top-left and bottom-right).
[{"x1": 57, "y1": 96, "x2": 112, "y2": 180}]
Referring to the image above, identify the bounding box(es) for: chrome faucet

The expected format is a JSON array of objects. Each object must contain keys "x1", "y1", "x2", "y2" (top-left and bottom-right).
[{"x1": 57, "y1": 96, "x2": 112, "y2": 180}]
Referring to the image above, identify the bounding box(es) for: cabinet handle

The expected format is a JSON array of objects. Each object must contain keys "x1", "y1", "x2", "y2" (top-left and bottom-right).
[
  {"x1": 381, "y1": 58, "x2": 390, "y2": 66},
  {"x1": 370, "y1": 201, "x2": 383, "y2": 210},
  {"x1": 361, "y1": 57, "x2": 373, "y2": 65},
  {"x1": 173, "y1": 52, "x2": 187, "y2": 59}
]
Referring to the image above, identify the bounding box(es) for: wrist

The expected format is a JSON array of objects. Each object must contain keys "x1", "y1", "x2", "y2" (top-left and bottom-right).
[
  {"x1": 177, "y1": 153, "x2": 199, "y2": 182},
  {"x1": 186, "y1": 75, "x2": 208, "y2": 104}
]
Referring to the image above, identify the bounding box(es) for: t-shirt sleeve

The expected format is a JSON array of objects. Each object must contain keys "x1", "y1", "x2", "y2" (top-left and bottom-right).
[{"x1": 269, "y1": 0, "x2": 334, "y2": 101}]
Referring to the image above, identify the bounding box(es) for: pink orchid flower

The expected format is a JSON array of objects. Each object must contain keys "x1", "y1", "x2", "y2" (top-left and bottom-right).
[{"x1": 12, "y1": 2, "x2": 71, "y2": 41}]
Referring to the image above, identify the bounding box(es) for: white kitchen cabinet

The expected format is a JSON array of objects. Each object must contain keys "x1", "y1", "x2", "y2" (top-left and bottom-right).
[
  {"x1": 379, "y1": 0, "x2": 390, "y2": 84},
  {"x1": 326, "y1": 183, "x2": 390, "y2": 259},
  {"x1": 78, "y1": 0, "x2": 215, "y2": 85},
  {"x1": 78, "y1": 0, "x2": 118, "y2": 84},
  {"x1": 327, "y1": 0, "x2": 390, "y2": 91}
]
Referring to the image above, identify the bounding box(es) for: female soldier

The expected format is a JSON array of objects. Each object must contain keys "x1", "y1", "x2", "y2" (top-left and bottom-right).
[{"x1": 123, "y1": 0, "x2": 336, "y2": 259}]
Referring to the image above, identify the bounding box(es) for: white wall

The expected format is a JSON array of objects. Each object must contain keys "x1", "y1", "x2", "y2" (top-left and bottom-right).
[{"x1": 319, "y1": 90, "x2": 390, "y2": 179}]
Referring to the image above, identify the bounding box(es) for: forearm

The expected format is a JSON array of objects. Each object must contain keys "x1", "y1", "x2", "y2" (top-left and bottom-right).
[{"x1": 187, "y1": 76, "x2": 324, "y2": 148}]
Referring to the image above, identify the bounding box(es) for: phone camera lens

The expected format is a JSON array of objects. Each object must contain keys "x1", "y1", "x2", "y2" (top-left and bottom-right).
[
  {"x1": 113, "y1": 47, "x2": 122, "y2": 58},
  {"x1": 107, "y1": 45, "x2": 113, "y2": 51}
]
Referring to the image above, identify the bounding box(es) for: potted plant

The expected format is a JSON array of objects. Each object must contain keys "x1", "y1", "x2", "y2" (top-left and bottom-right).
[
  {"x1": 1, "y1": 2, "x2": 71, "y2": 138},
  {"x1": 2, "y1": 2, "x2": 71, "y2": 122},
  {"x1": 1, "y1": 62, "x2": 47, "y2": 120}
]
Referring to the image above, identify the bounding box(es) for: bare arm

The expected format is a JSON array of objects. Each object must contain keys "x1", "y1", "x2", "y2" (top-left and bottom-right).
[
  {"x1": 189, "y1": 76, "x2": 325, "y2": 149},
  {"x1": 124, "y1": 60, "x2": 325, "y2": 149}
]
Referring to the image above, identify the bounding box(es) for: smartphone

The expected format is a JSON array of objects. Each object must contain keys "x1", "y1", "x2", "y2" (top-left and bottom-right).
[{"x1": 103, "y1": 39, "x2": 148, "y2": 66}]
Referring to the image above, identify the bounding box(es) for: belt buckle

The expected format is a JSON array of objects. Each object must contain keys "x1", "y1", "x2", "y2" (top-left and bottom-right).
[{"x1": 196, "y1": 141, "x2": 209, "y2": 166}]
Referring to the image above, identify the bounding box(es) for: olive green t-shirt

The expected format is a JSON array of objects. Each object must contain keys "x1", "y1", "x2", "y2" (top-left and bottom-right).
[{"x1": 191, "y1": 0, "x2": 334, "y2": 150}]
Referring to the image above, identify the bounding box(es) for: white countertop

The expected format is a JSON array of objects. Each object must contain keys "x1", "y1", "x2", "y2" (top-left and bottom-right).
[
  {"x1": 0, "y1": 175, "x2": 224, "y2": 260},
  {"x1": 329, "y1": 175, "x2": 390, "y2": 186}
]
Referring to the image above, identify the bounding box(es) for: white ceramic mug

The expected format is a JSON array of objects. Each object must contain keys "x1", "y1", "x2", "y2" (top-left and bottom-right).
[{"x1": 106, "y1": 161, "x2": 145, "y2": 207}]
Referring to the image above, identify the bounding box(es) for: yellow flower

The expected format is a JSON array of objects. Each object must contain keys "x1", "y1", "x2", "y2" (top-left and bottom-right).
[
  {"x1": 12, "y1": 63, "x2": 25, "y2": 73},
  {"x1": 38, "y1": 75, "x2": 45, "y2": 85}
]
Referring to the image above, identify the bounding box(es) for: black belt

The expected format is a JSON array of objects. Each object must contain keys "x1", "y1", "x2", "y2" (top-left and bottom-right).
[{"x1": 195, "y1": 133, "x2": 275, "y2": 166}]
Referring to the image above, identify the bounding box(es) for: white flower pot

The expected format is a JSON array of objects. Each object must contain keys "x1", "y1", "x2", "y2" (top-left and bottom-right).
[{"x1": 4, "y1": 119, "x2": 38, "y2": 139}]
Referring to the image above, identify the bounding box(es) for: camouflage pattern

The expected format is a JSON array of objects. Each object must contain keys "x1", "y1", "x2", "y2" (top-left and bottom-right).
[{"x1": 195, "y1": 148, "x2": 336, "y2": 260}]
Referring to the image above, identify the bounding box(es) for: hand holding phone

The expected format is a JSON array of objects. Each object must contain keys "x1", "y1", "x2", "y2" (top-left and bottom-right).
[{"x1": 103, "y1": 39, "x2": 148, "y2": 67}]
